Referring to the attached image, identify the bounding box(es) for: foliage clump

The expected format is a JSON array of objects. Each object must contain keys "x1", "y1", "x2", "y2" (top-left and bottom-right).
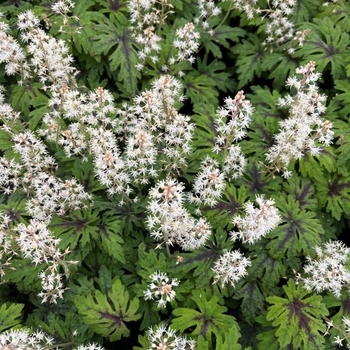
[{"x1": 1, "y1": 0, "x2": 350, "y2": 349}]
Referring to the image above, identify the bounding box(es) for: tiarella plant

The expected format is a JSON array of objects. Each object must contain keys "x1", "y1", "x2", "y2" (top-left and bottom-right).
[{"x1": 1, "y1": 0, "x2": 350, "y2": 349}]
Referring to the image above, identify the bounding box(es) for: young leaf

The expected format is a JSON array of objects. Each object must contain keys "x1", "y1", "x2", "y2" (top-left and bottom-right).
[
  {"x1": 173, "y1": 245, "x2": 218, "y2": 289},
  {"x1": 0, "y1": 303, "x2": 23, "y2": 332},
  {"x1": 74, "y1": 278, "x2": 141, "y2": 341},
  {"x1": 196, "y1": 55, "x2": 232, "y2": 93},
  {"x1": 263, "y1": 279, "x2": 328, "y2": 350},
  {"x1": 260, "y1": 53, "x2": 298, "y2": 90},
  {"x1": 134, "y1": 243, "x2": 168, "y2": 278}
]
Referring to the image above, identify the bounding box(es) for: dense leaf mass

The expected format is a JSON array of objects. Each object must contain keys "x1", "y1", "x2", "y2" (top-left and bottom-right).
[{"x1": 1, "y1": 0, "x2": 350, "y2": 349}]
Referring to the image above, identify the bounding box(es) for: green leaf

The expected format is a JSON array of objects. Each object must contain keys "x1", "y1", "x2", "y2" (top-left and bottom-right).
[
  {"x1": 75, "y1": 278, "x2": 141, "y2": 341},
  {"x1": 233, "y1": 281, "x2": 266, "y2": 326},
  {"x1": 183, "y1": 72, "x2": 219, "y2": 107},
  {"x1": 282, "y1": 175, "x2": 318, "y2": 210},
  {"x1": 10, "y1": 83, "x2": 47, "y2": 120},
  {"x1": 332, "y1": 80, "x2": 350, "y2": 119},
  {"x1": 172, "y1": 289, "x2": 241, "y2": 346},
  {"x1": 189, "y1": 103, "x2": 216, "y2": 163},
  {"x1": 135, "y1": 243, "x2": 168, "y2": 279},
  {"x1": 91, "y1": 16, "x2": 140, "y2": 95},
  {"x1": 256, "y1": 328, "x2": 280, "y2": 350},
  {"x1": 314, "y1": 173, "x2": 350, "y2": 220},
  {"x1": 205, "y1": 184, "x2": 249, "y2": 230},
  {"x1": 292, "y1": 0, "x2": 319, "y2": 22},
  {"x1": 298, "y1": 150, "x2": 337, "y2": 181},
  {"x1": 264, "y1": 55, "x2": 299, "y2": 90},
  {"x1": 263, "y1": 279, "x2": 328, "y2": 350},
  {"x1": 203, "y1": 25, "x2": 246, "y2": 59},
  {"x1": 49, "y1": 209, "x2": 101, "y2": 261},
  {"x1": 0, "y1": 303, "x2": 23, "y2": 332},
  {"x1": 72, "y1": 6, "x2": 104, "y2": 54},
  {"x1": 232, "y1": 34, "x2": 266, "y2": 89},
  {"x1": 0, "y1": 129, "x2": 13, "y2": 152},
  {"x1": 98, "y1": 214, "x2": 125, "y2": 263},
  {"x1": 2, "y1": 258, "x2": 42, "y2": 293},
  {"x1": 215, "y1": 327, "x2": 242, "y2": 350},
  {"x1": 196, "y1": 55, "x2": 232, "y2": 93},
  {"x1": 295, "y1": 17, "x2": 349, "y2": 80},
  {"x1": 267, "y1": 195, "x2": 324, "y2": 259},
  {"x1": 242, "y1": 86, "x2": 282, "y2": 157},
  {"x1": 174, "y1": 244, "x2": 219, "y2": 289}
]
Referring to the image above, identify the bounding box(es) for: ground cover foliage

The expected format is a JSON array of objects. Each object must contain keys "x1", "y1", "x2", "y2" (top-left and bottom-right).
[{"x1": 1, "y1": 0, "x2": 350, "y2": 349}]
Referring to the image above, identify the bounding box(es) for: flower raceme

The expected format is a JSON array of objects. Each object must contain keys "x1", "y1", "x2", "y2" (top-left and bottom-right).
[
  {"x1": 266, "y1": 61, "x2": 334, "y2": 178},
  {"x1": 231, "y1": 195, "x2": 281, "y2": 244},
  {"x1": 146, "y1": 178, "x2": 211, "y2": 251}
]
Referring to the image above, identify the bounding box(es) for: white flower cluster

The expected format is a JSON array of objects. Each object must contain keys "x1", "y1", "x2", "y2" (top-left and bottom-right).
[
  {"x1": 188, "y1": 91, "x2": 252, "y2": 210},
  {"x1": 17, "y1": 10, "x2": 77, "y2": 90},
  {"x1": 212, "y1": 249, "x2": 251, "y2": 288},
  {"x1": 323, "y1": 0, "x2": 339, "y2": 6},
  {"x1": 188, "y1": 156, "x2": 226, "y2": 207},
  {"x1": 222, "y1": 144, "x2": 247, "y2": 181},
  {"x1": 128, "y1": 0, "x2": 173, "y2": 69},
  {"x1": 0, "y1": 328, "x2": 104, "y2": 350},
  {"x1": 263, "y1": 0, "x2": 296, "y2": 46},
  {"x1": 41, "y1": 84, "x2": 128, "y2": 199},
  {"x1": 213, "y1": 90, "x2": 253, "y2": 152},
  {"x1": 74, "y1": 343, "x2": 105, "y2": 350},
  {"x1": 332, "y1": 316, "x2": 350, "y2": 349},
  {"x1": 147, "y1": 178, "x2": 211, "y2": 250},
  {"x1": 0, "y1": 212, "x2": 13, "y2": 277},
  {"x1": 173, "y1": 22, "x2": 200, "y2": 64},
  {"x1": 11, "y1": 130, "x2": 91, "y2": 222},
  {"x1": 0, "y1": 329, "x2": 54, "y2": 350},
  {"x1": 220, "y1": 0, "x2": 259, "y2": 20},
  {"x1": 0, "y1": 157, "x2": 22, "y2": 195},
  {"x1": 147, "y1": 324, "x2": 196, "y2": 350},
  {"x1": 231, "y1": 195, "x2": 281, "y2": 244},
  {"x1": 266, "y1": 61, "x2": 334, "y2": 178},
  {"x1": 144, "y1": 271, "x2": 179, "y2": 308},
  {"x1": 42, "y1": 86, "x2": 116, "y2": 158},
  {"x1": 0, "y1": 14, "x2": 30, "y2": 79},
  {"x1": 89, "y1": 127, "x2": 131, "y2": 198},
  {"x1": 301, "y1": 240, "x2": 350, "y2": 298},
  {"x1": 51, "y1": 0, "x2": 75, "y2": 15},
  {"x1": 120, "y1": 75, "x2": 194, "y2": 183},
  {"x1": 15, "y1": 220, "x2": 77, "y2": 303},
  {"x1": 194, "y1": 0, "x2": 222, "y2": 33}
]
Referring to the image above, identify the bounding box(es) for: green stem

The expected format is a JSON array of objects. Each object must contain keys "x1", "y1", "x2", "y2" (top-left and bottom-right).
[
  {"x1": 215, "y1": 1, "x2": 233, "y2": 31},
  {"x1": 43, "y1": 342, "x2": 74, "y2": 350}
]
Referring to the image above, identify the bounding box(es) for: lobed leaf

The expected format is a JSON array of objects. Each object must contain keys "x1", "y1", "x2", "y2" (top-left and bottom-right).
[
  {"x1": 0, "y1": 303, "x2": 23, "y2": 332},
  {"x1": 74, "y1": 278, "x2": 141, "y2": 341}
]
